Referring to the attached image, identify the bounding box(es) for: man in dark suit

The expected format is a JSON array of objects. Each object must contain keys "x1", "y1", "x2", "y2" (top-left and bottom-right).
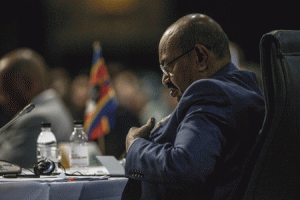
[{"x1": 122, "y1": 14, "x2": 265, "y2": 199}]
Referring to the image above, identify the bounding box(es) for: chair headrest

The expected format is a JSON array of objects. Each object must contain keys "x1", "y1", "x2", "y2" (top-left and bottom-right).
[{"x1": 261, "y1": 30, "x2": 300, "y2": 56}]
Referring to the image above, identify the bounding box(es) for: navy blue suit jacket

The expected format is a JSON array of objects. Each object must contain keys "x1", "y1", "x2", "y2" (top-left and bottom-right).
[{"x1": 122, "y1": 63, "x2": 265, "y2": 199}]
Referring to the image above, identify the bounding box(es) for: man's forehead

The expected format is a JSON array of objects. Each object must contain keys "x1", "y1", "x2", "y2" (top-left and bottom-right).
[
  {"x1": 159, "y1": 29, "x2": 179, "y2": 63},
  {"x1": 159, "y1": 44, "x2": 174, "y2": 66}
]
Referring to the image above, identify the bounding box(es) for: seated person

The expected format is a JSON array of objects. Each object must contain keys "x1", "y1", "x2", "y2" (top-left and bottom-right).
[
  {"x1": 122, "y1": 14, "x2": 265, "y2": 199},
  {"x1": 0, "y1": 48, "x2": 74, "y2": 168}
]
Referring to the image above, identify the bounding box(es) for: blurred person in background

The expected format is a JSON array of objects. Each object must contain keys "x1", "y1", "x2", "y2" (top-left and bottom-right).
[
  {"x1": 100, "y1": 64, "x2": 142, "y2": 158},
  {"x1": 106, "y1": 61, "x2": 124, "y2": 81},
  {"x1": 122, "y1": 14, "x2": 265, "y2": 199},
  {"x1": 113, "y1": 70, "x2": 149, "y2": 122},
  {"x1": 113, "y1": 68, "x2": 178, "y2": 126},
  {"x1": 139, "y1": 71, "x2": 178, "y2": 125},
  {"x1": 69, "y1": 74, "x2": 90, "y2": 121},
  {"x1": 48, "y1": 68, "x2": 72, "y2": 107},
  {"x1": 0, "y1": 48, "x2": 74, "y2": 168},
  {"x1": 100, "y1": 69, "x2": 141, "y2": 158}
]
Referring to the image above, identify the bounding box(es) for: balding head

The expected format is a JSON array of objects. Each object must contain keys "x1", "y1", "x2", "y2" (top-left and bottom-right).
[
  {"x1": 0, "y1": 48, "x2": 48, "y2": 116},
  {"x1": 159, "y1": 14, "x2": 231, "y2": 65},
  {"x1": 159, "y1": 14, "x2": 232, "y2": 101}
]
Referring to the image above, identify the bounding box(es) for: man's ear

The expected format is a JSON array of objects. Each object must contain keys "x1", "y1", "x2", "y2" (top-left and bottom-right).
[{"x1": 195, "y1": 44, "x2": 209, "y2": 72}]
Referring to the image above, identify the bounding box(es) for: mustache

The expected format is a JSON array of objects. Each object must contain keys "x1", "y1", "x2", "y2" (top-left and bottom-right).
[{"x1": 166, "y1": 82, "x2": 177, "y2": 89}]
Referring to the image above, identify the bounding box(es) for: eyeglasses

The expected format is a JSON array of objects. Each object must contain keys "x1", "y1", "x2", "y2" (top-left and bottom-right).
[{"x1": 160, "y1": 47, "x2": 195, "y2": 75}]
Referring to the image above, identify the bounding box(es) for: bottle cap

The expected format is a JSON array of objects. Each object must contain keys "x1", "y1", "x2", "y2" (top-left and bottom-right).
[
  {"x1": 74, "y1": 120, "x2": 83, "y2": 127},
  {"x1": 74, "y1": 120, "x2": 83, "y2": 126},
  {"x1": 41, "y1": 122, "x2": 51, "y2": 128}
]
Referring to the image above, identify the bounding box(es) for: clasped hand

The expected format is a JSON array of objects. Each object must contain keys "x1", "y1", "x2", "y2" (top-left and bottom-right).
[{"x1": 125, "y1": 117, "x2": 155, "y2": 152}]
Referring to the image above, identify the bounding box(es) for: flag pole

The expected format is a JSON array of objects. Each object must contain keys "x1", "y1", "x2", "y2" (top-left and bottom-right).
[{"x1": 93, "y1": 41, "x2": 101, "y2": 51}]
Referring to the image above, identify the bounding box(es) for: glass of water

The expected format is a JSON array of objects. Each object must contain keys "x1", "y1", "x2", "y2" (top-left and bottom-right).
[{"x1": 51, "y1": 149, "x2": 62, "y2": 173}]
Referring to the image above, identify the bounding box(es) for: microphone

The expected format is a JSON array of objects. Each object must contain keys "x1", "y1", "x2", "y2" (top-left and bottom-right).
[
  {"x1": 0, "y1": 103, "x2": 35, "y2": 132},
  {"x1": 18, "y1": 103, "x2": 35, "y2": 116}
]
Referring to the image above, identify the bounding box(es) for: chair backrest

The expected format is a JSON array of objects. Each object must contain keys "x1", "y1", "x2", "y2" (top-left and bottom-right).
[{"x1": 230, "y1": 30, "x2": 300, "y2": 199}]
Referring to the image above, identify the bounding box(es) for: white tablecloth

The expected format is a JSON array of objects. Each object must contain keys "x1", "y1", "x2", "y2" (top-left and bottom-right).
[{"x1": 0, "y1": 176, "x2": 128, "y2": 200}]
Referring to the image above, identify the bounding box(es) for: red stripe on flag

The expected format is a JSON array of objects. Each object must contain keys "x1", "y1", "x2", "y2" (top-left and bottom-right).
[{"x1": 89, "y1": 116, "x2": 110, "y2": 140}]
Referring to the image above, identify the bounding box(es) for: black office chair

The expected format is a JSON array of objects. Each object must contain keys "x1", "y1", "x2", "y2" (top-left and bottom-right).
[{"x1": 230, "y1": 30, "x2": 300, "y2": 199}]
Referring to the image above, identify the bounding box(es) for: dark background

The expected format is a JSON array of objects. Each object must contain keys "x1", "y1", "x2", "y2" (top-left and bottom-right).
[{"x1": 0, "y1": 0, "x2": 297, "y2": 78}]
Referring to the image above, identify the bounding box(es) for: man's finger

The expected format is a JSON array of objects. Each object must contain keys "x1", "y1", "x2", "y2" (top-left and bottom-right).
[
  {"x1": 145, "y1": 117, "x2": 156, "y2": 130},
  {"x1": 139, "y1": 117, "x2": 155, "y2": 138}
]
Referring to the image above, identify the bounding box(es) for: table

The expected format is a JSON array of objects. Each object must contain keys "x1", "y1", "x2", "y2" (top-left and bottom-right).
[{"x1": 0, "y1": 175, "x2": 128, "y2": 200}]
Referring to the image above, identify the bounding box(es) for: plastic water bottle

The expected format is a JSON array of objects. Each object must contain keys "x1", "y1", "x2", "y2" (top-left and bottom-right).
[
  {"x1": 69, "y1": 121, "x2": 89, "y2": 168},
  {"x1": 36, "y1": 122, "x2": 57, "y2": 163}
]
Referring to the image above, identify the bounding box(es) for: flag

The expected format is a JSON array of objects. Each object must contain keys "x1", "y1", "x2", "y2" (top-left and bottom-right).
[{"x1": 84, "y1": 41, "x2": 118, "y2": 141}]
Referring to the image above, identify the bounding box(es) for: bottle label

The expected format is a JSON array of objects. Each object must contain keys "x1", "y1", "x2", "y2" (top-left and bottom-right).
[
  {"x1": 37, "y1": 147, "x2": 57, "y2": 162},
  {"x1": 69, "y1": 145, "x2": 89, "y2": 167}
]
